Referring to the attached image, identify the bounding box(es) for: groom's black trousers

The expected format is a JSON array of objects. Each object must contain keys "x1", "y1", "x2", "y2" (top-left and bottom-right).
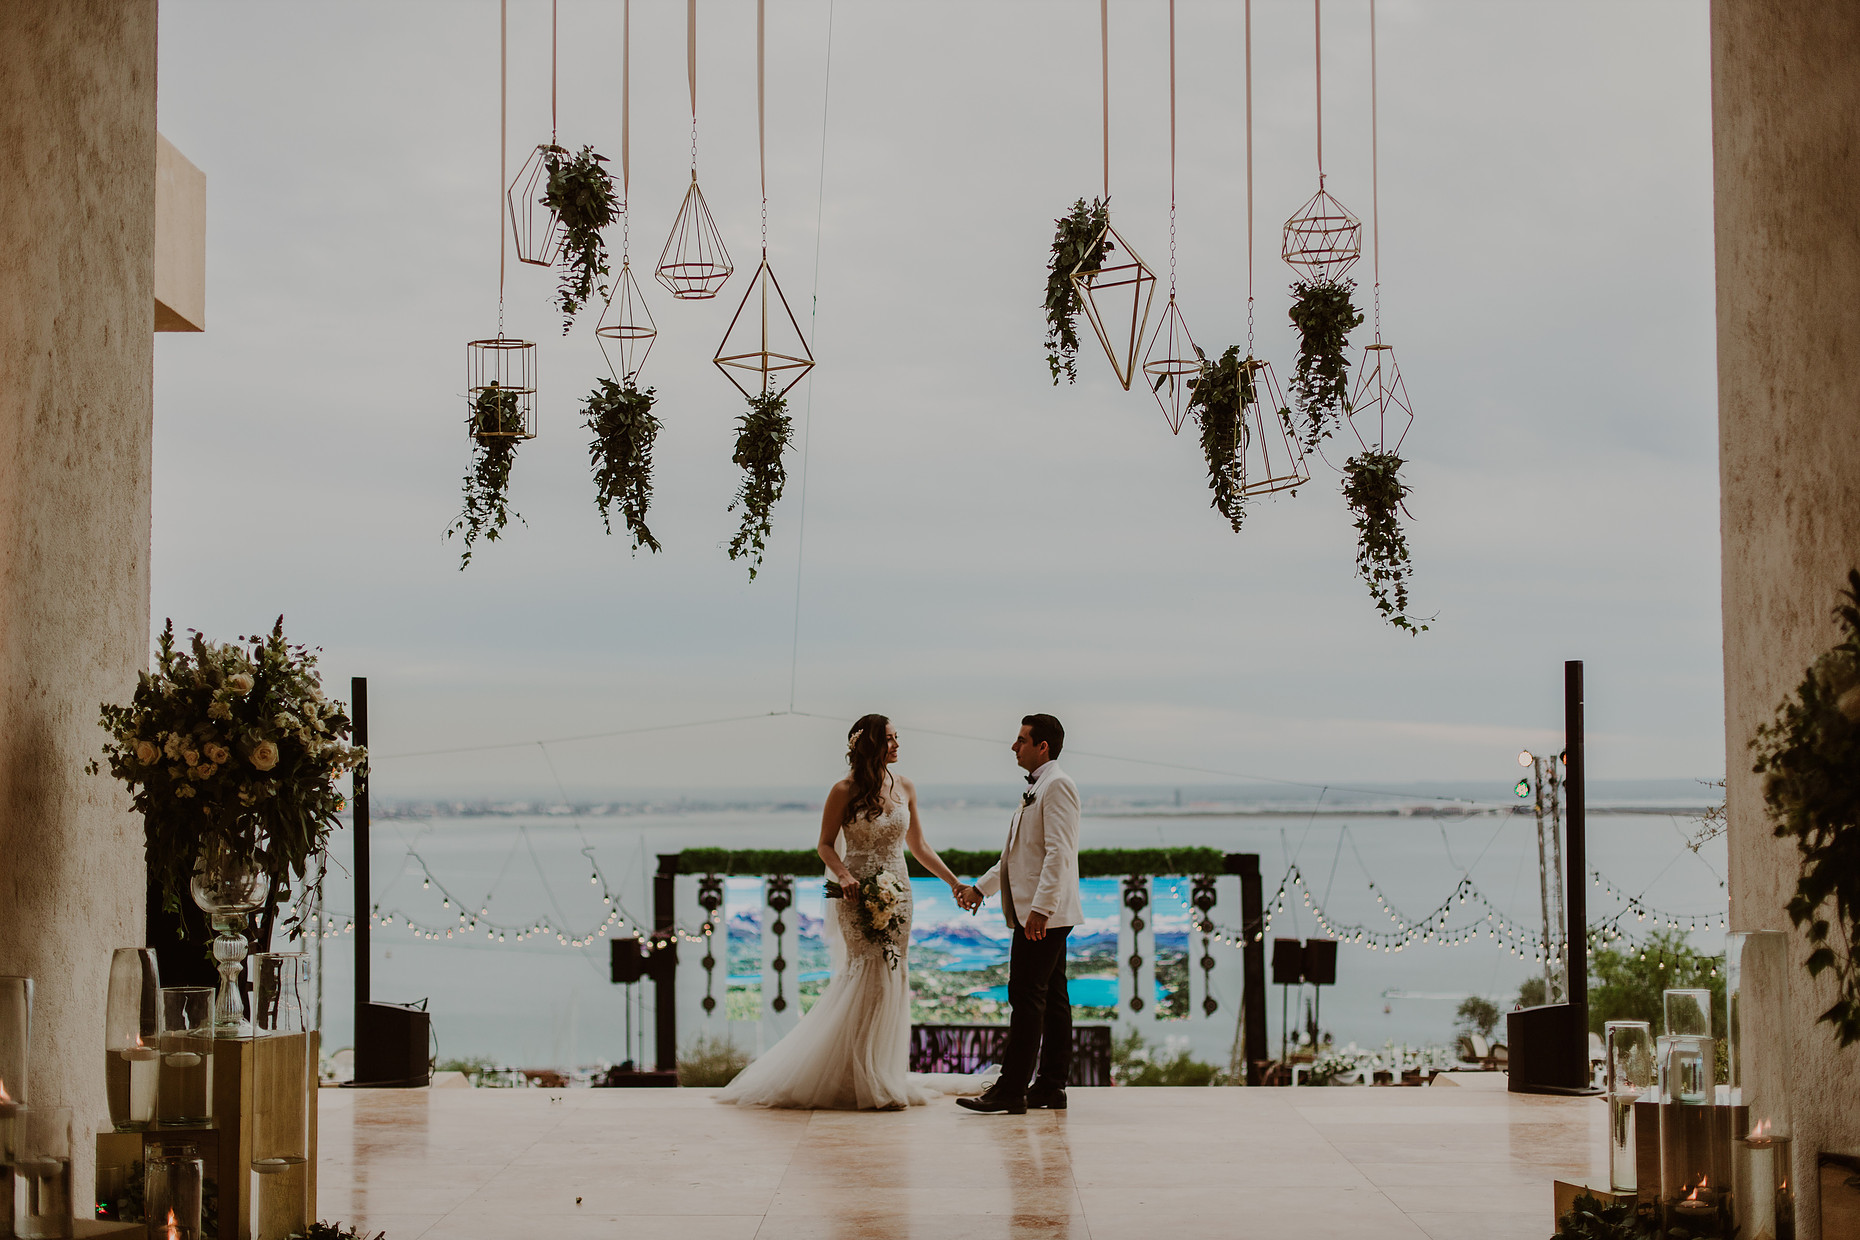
[{"x1": 999, "y1": 924, "x2": 1072, "y2": 1094}]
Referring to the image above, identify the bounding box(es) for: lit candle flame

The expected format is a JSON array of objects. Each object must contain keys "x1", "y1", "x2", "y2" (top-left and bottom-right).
[
  {"x1": 0, "y1": 1077, "x2": 10, "y2": 1104},
  {"x1": 1750, "y1": 1118, "x2": 1772, "y2": 1139},
  {"x1": 1685, "y1": 1175, "x2": 1710, "y2": 1202}
]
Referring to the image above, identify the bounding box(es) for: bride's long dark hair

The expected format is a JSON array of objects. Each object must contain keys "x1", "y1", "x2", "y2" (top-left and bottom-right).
[{"x1": 842, "y1": 713, "x2": 891, "y2": 826}]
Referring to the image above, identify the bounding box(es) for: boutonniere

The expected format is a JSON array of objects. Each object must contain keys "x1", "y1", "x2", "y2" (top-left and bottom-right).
[{"x1": 1021, "y1": 789, "x2": 1037, "y2": 808}]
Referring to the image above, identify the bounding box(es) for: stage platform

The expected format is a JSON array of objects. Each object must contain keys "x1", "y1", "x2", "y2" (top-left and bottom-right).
[{"x1": 317, "y1": 1079, "x2": 1604, "y2": 1239}]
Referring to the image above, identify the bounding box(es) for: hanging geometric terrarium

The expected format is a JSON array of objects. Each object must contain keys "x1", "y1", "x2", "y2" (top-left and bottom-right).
[
  {"x1": 508, "y1": 143, "x2": 565, "y2": 268},
  {"x1": 1281, "y1": 184, "x2": 1361, "y2": 283},
  {"x1": 465, "y1": 336, "x2": 537, "y2": 441},
  {"x1": 1238, "y1": 356, "x2": 1309, "y2": 497},
  {"x1": 1346, "y1": 340, "x2": 1413, "y2": 455},
  {"x1": 713, "y1": 257, "x2": 814, "y2": 399},
  {"x1": 1142, "y1": 295, "x2": 1200, "y2": 435},
  {"x1": 595, "y1": 261, "x2": 657, "y2": 382},
  {"x1": 656, "y1": 174, "x2": 733, "y2": 299},
  {"x1": 1071, "y1": 221, "x2": 1157, "y2": 391}
]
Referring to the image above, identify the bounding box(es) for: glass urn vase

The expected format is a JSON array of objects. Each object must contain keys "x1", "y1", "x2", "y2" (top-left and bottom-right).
[{"x1": 189, "y1": 845, "x2": 267, "y2": 1036}]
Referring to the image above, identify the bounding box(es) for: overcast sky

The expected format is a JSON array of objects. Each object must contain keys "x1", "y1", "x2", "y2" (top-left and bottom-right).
[{"x1": 150, "y1": 1, "x2": 1719, "y2": 799}]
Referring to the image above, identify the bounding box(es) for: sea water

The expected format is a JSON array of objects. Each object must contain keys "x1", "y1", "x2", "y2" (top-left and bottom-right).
[{"x1": 300, "y1": 796, "x2": 1727, "y2": 1068}]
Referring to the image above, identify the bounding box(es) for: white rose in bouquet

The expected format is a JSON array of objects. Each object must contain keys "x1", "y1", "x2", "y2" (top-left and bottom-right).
[{"x1": 249, "y1": 740, "x2": 280, "y2": 771}]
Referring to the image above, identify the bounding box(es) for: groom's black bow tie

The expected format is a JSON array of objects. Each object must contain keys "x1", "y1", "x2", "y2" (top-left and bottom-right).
[{"x1": 1024, "y1": 773, "x2": 1038, "y2": 785}]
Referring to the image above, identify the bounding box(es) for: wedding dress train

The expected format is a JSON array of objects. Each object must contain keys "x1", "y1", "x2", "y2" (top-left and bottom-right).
[{"x1": 718, "y1": 798, "x2": 952, "y2": 1110}]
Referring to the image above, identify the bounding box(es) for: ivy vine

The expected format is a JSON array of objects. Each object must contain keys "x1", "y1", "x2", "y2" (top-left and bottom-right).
[
  {"x1": 728, "y1": 390, "x2": 794, "y2": 580},
  {"x1": 1043, "y1": 197, "x2": 1111, "y2": 385},
  {"x1": 1752, "y1": 568, "x2": 1860, "y2": 1047},
  {"x1": 1185, "y1": 345, "x2": 1252, "y2": 534},
  {"x1": 450, "y1": 383, "x2": 526, "y2": 570},
  {"x1": 542, "y1": 144, "x2": 618, "y2": 334},
  {"x1": 583, "y1": 376, "x2": 662, "y2": 555},
  {"x1": 1288, "y1": 277, "x2": 1363, "y2": 448},
  {"x1": 1341, "y1": 450, "x2": 1426, "y2": 633}
]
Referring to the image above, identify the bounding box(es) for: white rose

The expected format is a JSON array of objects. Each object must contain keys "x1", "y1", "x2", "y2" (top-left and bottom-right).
[
  {"x1": 134, "y1": 740, "x2": 159, "y2": 765},
  {"x1": 229, "y1": 673, "x2": 254, "y2": 694},
  {"x1": 204, "y1": 743, "x2": 230, "y2": 765},
  {"x1": 250, "y1": 741, "x2": 280, "y2": 771}
]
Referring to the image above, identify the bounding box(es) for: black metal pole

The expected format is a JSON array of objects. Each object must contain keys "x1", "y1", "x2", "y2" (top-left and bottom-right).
[
  {"x1": 1564, "y1": 661, "x2": 1587, "y2": 1012},
  {"x1": 352, "y1": 676, "x2": 370, "y2": 1036},
  {"x1": 1228, "y1": 853, "x2": 1267, "y2": 1086},
  {"x1": 654, "y1": 854, "x2": 679, "y2": 1072}
]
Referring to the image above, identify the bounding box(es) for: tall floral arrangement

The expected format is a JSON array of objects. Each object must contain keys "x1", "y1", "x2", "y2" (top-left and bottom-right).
[{"x1": 93, "y1": 618, "x2": 365, "y2": 949}]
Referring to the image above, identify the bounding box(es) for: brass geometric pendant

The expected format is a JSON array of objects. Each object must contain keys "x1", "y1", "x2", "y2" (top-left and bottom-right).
[
  {"x1": 1346, "y1": 341, "x2": 1413, "y2": 455},
  {"x1": 508, "y1": 143, "x2": 564, "y2": 268},
  {"x1": 1141, "y1": 294, "x2": 1200, "y2": 435},
  {"x1": 1071, "y1": 221, "x2": 1157, "y2": 391},
  {"x1": 595, "y1": 260, "x2": 657, "y2": 383},
  {"x1": 1281, "y1": 185, "x2": 1362, "y2": 283},
  {"x1": 713, "y1": 256, "x2": 814, "y2": 399},
  {"x1": 1237, "y1": 357, "x2": 1309, "y2": 498},
  {"x1": 656, "y1": 174, "x2": 733, "y2": 300}
]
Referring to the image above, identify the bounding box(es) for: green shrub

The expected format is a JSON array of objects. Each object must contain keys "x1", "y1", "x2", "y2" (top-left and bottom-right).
[
  {"x1": 1111, "y1": 1029, "x2": 1228, "y2": 1086},
  {"x1": 678, "y1": 1034, "x2": 750, "y2": 1087}
]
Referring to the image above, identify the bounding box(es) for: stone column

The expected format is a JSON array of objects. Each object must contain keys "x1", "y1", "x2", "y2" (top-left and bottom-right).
[
  {"x1": 1714, "y1": 1, "x2": 1860, "y2": 1230},
  {"x1": 0, "y1": 0, "x2": 157, "y2": 1197}
]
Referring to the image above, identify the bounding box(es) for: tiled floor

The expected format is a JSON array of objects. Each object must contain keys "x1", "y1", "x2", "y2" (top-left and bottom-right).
[{"x1": 316, "y1": 1077, "x2": 1603, "y2": 1239}]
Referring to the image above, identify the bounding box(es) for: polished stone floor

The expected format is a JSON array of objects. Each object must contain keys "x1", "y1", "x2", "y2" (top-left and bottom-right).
[{"x1": 317, "y1": 1078, "x2": 1603, "y2": 1239}]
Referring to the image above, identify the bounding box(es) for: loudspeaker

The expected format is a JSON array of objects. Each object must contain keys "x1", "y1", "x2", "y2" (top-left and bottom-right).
[
  {"x1": 1506, "y1": 1002, "x2": 1591, "y2": 1094},
  {"x1": 1271, "y1": 938, "x2": 1305, "y2": 985},
  {"x1": 1302, "y1": 938, "x2": 1337, "y2": 986},
  {"x1": 355, "y1": 1000, "x2": 431, "y2": 1087},
  {"x1": 610, "y1": 937, "x2": 645, "y2": 984}
]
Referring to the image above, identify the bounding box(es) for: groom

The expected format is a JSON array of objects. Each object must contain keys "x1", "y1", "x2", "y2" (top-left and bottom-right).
[{"x1": 954, "y1": 713, "x2": 1081, "y2": 1114}]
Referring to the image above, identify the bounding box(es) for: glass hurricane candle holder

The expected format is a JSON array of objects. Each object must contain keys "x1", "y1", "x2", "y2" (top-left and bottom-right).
[
  {"x1": 1665, "y1": 988, "x2": 1713, "y2": 1038},
  {"x1": 1605, "y1": 1021, "x2": 1655, "y2": 1193},
  {"x1": 0, "y1": 976, "x2": 31, "y2": 1131},
  {"x1": 105, "y1": 949, "x2": 161, "y2": 1132},
  {"x1": 157, "y1": 989, "x2": 214, "y2": 1128},
  {"x1": 143, "y1": 1142, "x2": 204, "y2": 1240},
  {"x1": 14, "y1": 1106, "x2": 71, "y2": 1240},
  {"x1": 1734, "y1": 1126, "x2": 1793, "y2": 1240},
  {"x1": 249, "y1": 954, "x2": 310, "y2": 1173},
  {"x1": 1727, "y1": 931, "x2": 1790, "y2": 1123},
  {"x1": 1661, "y1": 1035, "x2": 1725, "y2": 1235}
]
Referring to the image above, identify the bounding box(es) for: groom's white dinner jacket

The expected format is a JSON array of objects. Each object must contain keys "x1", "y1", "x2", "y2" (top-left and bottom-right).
[{"x1": 975, "y1": 761, "x2": 1084, "y2": 929}]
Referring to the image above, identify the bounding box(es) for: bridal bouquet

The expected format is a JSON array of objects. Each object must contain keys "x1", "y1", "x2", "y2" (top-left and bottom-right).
[{"x1": 824, "y1": 869, "x2": 910, "y2": 968}]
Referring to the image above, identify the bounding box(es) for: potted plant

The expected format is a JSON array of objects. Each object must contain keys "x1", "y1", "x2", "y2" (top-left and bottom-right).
[
  {"x1": 541, "y1": 144, "x2": 619, "y2": 334},
  {"x1": 93, "y1": 619, "x2": 364, "y2": 1031},
  {"x1": 1183, "y1": 345, "x2": 1262, "y2": 534},
  {"x1": 1287, "y1": 277, "x2": 1363, "y2": 448},
  {"x1": 728, "y1": 390, "x2": 795, "y2": 580},
  {"x1": 451, "y1": 383, "x2": 526, "y2": 570},
  {"x1": 1753, "y1": 568, "x2": 1860, "y2": 1046},
  {"x1": 1043, "y1": 197, "x2": 1111, "y2": 385},
  {"x1": 583, "y1": 375, "x2": 662, "y2": 554},
  {"x1": 1341, "y1": 449, "x2": 1428, "y2": 633}
]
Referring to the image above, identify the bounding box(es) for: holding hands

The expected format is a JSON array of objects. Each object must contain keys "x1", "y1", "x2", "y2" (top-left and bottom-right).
[{"x1": 952, "y1": 882, "x2": 981, "y2": 913}]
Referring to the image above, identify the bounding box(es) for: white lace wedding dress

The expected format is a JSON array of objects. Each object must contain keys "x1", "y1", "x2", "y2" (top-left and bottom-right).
[{"x1": 718, "y1": 798, "x2": 948, "y2": 1110}]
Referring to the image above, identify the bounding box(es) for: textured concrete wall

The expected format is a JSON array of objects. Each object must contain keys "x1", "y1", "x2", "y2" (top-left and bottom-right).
[
  {"x1": 0, "y1": 0, "x2": 157, "y2": 1198},
  {"x1": 1714, "y1": 2, "x2": 1860, "y2": 1234}
]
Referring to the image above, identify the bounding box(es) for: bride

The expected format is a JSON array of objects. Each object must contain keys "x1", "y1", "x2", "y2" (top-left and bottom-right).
[{"x1": 719, "y1": 713, "x2": 969, "y2": 1110}]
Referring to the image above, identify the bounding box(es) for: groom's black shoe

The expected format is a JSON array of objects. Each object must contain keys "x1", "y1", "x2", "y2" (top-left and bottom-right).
[
  {"x1": 957, "y1": 1088, "x2": 1027, "y2": 1115},
  {"x1": 1025, "y1": 1084, "x2": 1067, "y2": 1110}
]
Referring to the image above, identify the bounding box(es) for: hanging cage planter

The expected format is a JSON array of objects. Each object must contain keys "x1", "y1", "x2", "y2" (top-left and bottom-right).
[
  {"x1": 1346, "y1": 341, "x2": 1413, "y2": 455},
  {"x1": 595, "y1": 261, "x2": 657, "y2": 383},
  {"x1": 1071, "y1": 221, "x2": 1158, "y2": 391},
  {"x1": 1238, "y1": 357, "x2": 1309, "y2": 497},
  {"x1": 1142, "y1": 295, "x2": 1201, "y2": 435},
  {"x1": 656, "y1": 175, "x2": 733, "y2": 300},
  {"x1": 1281, "y1": 185, "x2": 1362, "y2": 283},
  {"x1": 465, "y1": 336, "x2": 537, "y2": 441},
  {"x1": 508, "y1": 143, "x2": 565, "y2": 268},
  {"x1": 713, "y1": 257, "x2": 814, "y2": 399}
]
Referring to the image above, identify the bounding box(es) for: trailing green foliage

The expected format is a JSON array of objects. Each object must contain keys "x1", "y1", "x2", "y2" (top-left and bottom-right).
[
  {"x1": 1551, "y1": 1192, "x2": 1659, "y2": 1240},
  {"x1": 727, "y1": 391, "x2": 794, "y2": 580},
  {"x1": 1752, "y1": 568, "x2": 1860, "y2": 1046},
  {"x1": 1043, "y1": 197, "x2": 1111, "y2": 385},
  {"x1": 1287, "y1": 277, "x2": 1363, "y2": 447},
  {"x1": 583, "y1": 376, "x2": 662, "y2": 554},
  {"x1": 1342, "y1": 450, "x2": 1426, "y2": 633},
  {"x1": 676, "y1": 846, "x2": 1227, "y2": 879},
  {"x1": 91, "y1": 619, "x2": 364, "y2": 953},
  {"x1": 451, "y1": 384, "x2": 527, "y2": 569},
  {"x1": 542, "y1": 144, "x2": 618, "y2": 333},
  {"x1": 1184, "y1": 345, "x2": 1254, "y2": 533}
]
